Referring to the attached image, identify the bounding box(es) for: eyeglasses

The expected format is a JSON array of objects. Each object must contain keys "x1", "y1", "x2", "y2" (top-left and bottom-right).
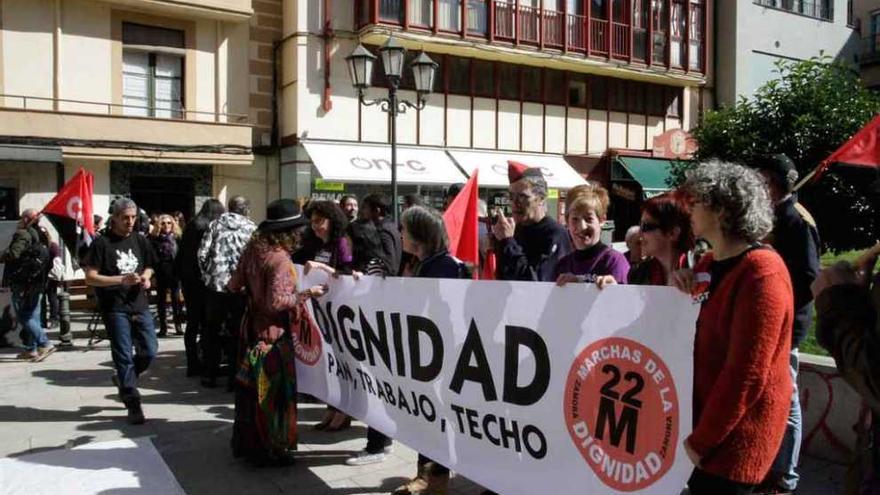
[
  {"x1": 509, "y1": 192, "x2": 536, "y2": 203},
  {"x1": 640, "y1": 222, "x2": 662, "y2": 233}
]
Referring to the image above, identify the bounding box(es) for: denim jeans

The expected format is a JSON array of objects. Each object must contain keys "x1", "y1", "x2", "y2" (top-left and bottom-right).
[
  {"x1": 104, "y1": 309, "x2": 157, "y2": 404},
  {"x1": 13, "y1": 290, "x2": 48, "y2": 352},
  {"x1": 768, "y1": 348, "x2": 802, "y2": 490}
]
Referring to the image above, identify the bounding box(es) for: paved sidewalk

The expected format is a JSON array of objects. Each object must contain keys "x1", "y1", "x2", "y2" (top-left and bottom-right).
[{"x1": 0, "y1": 312, "x2": 846, "y2": 494}]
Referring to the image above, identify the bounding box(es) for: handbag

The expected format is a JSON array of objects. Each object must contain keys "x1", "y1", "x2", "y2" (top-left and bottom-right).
[{"x1": 47, "y1": 257, "x2": 65, "y2": 282}]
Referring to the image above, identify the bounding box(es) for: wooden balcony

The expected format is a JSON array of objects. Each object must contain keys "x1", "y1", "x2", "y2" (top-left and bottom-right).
[{"x1": 356, "y1": 0, "x2": 707, "y2": 74}]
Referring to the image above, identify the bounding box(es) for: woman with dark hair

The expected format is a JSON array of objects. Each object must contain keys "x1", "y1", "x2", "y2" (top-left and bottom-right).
[
  {"x1": 149, "y1": 214, "x2": 183, "y2": 337},
  {"x1": 627, "y1": 192, "x2": 695, "y2": 285},
  {"x1": 671, "y1": 161, "x2": 793, "y2": 495},
  {"x1": 228, "y1": 198, "x2": 324, "y2": 466},
  {"x1": 293, "y1": 200, "x2": 353, "y2": 431},
  {"x1": 393, "y1": 205, "x2": 466, "y2": 494},
  {"x1": 177, "y1": 199, "x2": 225, "y2": 375}
]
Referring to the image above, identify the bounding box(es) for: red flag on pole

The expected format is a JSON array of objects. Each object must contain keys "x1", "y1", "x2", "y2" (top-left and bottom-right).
[
  {"x1": 42, "y1": 168, "x2": 95, "y2": 260},
  {"x1": 443, "y1": 169, "x2": 480, "y2": 270},
  {"x1": 810, "y1": 114, "x2": 880, "y2": 183}
]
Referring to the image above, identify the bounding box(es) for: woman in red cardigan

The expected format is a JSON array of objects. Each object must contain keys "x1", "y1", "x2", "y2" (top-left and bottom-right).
[{"x1": 672, "y1": 161, "x2": 794, "y2": 495}]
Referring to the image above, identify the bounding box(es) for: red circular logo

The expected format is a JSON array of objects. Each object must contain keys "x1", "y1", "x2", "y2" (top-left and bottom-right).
[
  {"x1": 291, "y1": 304, "x2": 322, "y2": 366},
  {"x1": 563, "y1": 337, "x2": 679, "y2": 492}
]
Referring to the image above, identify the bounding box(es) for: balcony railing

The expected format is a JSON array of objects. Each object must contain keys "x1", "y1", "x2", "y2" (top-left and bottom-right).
[
  {"x1": 0, "y1": 94, "x2": 248, "y2": 123},
  {"x1": 356, "y1": 0, "x2": 707, "y2": 73}
]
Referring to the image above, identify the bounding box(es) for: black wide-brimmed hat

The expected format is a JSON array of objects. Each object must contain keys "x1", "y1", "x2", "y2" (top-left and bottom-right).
[{"x1": 259, "y1": 199, "x2": 308, "y2": 232}]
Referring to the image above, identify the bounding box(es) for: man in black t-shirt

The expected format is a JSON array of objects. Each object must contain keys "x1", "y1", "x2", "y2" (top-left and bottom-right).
[{"x1": 82, "y1": 198, "x2": 157, "y2": 425}]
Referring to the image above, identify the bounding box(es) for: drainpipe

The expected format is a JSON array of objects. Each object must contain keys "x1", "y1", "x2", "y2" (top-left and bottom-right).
[{"x1": 322, "y1": 0, "x2": 333, "y2": 112}]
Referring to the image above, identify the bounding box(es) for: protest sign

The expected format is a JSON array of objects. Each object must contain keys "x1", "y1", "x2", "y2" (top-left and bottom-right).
[{"x1": 295, "y1": 270, "x2": 699, "y2": 494}]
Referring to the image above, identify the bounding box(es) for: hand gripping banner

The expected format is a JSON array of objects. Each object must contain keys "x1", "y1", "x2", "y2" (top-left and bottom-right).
[{"x1": 295, "y1": 269, "x2": 699, "y2": 495}]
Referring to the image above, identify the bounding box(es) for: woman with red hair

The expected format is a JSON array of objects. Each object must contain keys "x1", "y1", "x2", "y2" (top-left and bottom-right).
[{"x1": 628, "y1": 192, "x2": 696, "y2": 285}]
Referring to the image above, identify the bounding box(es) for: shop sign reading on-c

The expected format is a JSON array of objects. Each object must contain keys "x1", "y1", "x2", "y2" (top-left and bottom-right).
[{"x1": 350, "y1": 157, "x2": 427, "y2": 173}]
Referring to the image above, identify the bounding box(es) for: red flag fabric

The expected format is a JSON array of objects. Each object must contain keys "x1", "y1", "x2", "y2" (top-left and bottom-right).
[
  {"x1": 443, "y1": 169, "x2": 480, "y2": 269},
  {"x1": 42, "y1": 168, "x2": 95, "y2": 260},
  {"x1": 480, "y1": 249, "x2": 497, "y2": 280},
  {"x1": 43, "y1": 168, "x2": 95, "y2": 235},
  {"x1": 813, "y1": 114, "x2": 880, "y2": 181}
]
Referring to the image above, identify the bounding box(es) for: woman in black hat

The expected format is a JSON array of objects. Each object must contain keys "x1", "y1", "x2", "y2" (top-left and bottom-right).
[{"x1": 227, "y1": 199, "x2": 325, "y2": 466}]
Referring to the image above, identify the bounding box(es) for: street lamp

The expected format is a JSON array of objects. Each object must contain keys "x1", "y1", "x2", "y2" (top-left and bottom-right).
[{"x1": 346, "y1": 37, "x2": 438, "y2": 224}]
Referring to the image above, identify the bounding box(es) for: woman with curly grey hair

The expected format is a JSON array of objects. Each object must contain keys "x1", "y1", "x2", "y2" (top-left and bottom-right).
[{"x1": 671, "y1": 161, "x2": 794, "y2": 495}]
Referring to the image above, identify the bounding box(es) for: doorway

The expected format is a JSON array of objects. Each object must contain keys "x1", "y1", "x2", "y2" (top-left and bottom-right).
[{"x1": 130, "y1": 176, "x2": 195, "y2": 219}]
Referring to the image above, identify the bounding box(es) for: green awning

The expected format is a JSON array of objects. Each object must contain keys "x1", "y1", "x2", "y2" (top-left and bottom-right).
[{"x1": 613, "y1": 157, "x2": 675, "y2": 197}]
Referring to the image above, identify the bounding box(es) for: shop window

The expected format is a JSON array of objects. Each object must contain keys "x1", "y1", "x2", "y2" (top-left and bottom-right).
[
  {"x1": 473, "y1": 59, "x2": 496, "y2": 97},
  {"x1": 568, "y1": 74, "x2": 588, "y2": 107},
  {"x1": 446, "y1": 56, "x2": 471, "y2": 95},
  {"x1": 522, "y1": 66, "x2": 543, "y2": 102},
  {"x1": 646, "y1": 83, "x2": 665, "y2": 116},
  {"x1": 545, "y1": 69, "x2": 566, "y2": 106},
  {"x1": 589, "y1": 76, "x2": 608, "y2": 110},
  {"x1": 608, "y1": 79, "x2": 627, "y2": 112},
  {"x1": 627, "y1": 81, "x2": 645, "y2": 114},
  {"x1": 122, "y1": 23, "x2": 185, "y2": 119},
  {"x1": 499, "y1": 64, "x2": 520, "y2": 100}
]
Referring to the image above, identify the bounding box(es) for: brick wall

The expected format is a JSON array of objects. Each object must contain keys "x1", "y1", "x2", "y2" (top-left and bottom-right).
[{"x1": 250, "y1": 0, "x2": 282, "y2": 146}]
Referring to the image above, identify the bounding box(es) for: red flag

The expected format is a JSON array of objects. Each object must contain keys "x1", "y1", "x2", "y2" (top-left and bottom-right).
[
  {"x1": 812, "y1": 114, "x2": 880, "y2": 182},
  {"x1": 443, "y1": 169, "x2": 480, "y2": 270},
  {"x1": 42, "y1": 168, "x2": 95, "y2": 259}
]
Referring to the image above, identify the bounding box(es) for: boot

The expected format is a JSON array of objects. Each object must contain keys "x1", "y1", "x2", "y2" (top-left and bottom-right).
[
  {"x1": 394, "y1": 463, "x2": 449, "y2": 495},
  {"x1": 126, "y1": 400, "x2": 146, "y2": 425}
]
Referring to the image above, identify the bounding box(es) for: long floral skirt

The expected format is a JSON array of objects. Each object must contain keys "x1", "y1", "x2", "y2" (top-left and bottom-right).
[{"x1": 231, "y1": 335, "x2": 298, "y2": 465}]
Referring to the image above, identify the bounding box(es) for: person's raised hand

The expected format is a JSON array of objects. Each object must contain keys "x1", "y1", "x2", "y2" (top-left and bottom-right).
[
  {"x1": 492, "y1": 211, "x2": 515, "y2": 241},
  {"x1": 304, "y1": 260, "x2": 335, "y2": 277}
]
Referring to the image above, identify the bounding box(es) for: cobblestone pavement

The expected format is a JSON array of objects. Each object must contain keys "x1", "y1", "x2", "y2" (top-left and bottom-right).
[{"x1": 0, "y1": 312, "x2": 847, "y2": 494}]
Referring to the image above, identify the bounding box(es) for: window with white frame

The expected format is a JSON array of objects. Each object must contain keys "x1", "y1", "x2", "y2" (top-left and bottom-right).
[{"x1": 122, "y1": 22, "x2": 185, "y2": 118}]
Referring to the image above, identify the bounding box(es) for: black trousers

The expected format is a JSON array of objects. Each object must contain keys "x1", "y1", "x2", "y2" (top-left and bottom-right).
[
  {"x1": 365, "y1": 427, "x2": 392, "y2": 454},
  {"x1": 181, "y1": 280, "x2": 206, "y2": 371},
  {"x1": 203, "y1": 290, "x2": 244, "y2": 380},
  {"x1": 155, "y1": 276, "x2": 182, "y2": 334},
  {"x1": 688, "y1": 469, "x2": 755, "y2": 495}
]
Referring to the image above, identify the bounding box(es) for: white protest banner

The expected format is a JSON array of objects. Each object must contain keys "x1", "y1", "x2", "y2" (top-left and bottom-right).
[{"x1": 294, "y1": 270, "x2": 699, "y2": 495}]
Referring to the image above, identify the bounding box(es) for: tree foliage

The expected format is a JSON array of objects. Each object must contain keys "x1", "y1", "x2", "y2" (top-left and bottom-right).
[{"x1": 670, "y1": 57, "x2": 880, "y2": 251}]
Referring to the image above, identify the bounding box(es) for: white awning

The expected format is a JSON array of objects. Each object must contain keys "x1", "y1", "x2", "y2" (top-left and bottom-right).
[
  {"x1": 448, "y1": 149, "x2": 588, "y2": 189},
  {"x1": 302, "y1": 141, "x2": 467, "y2": 186}
]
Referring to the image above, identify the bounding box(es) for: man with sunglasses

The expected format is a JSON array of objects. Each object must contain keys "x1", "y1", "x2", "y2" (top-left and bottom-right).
[{"x1": 491, "y1": 161, "x2": 571, "y2": 282}]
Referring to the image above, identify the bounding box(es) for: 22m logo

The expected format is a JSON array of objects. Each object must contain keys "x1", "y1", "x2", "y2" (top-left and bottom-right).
[{"x1": 595, "y1": 364, "x2": 645, "y2": 455}]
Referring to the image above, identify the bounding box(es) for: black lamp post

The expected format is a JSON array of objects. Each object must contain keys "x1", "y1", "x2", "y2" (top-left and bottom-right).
[{"x1": 346, "y1": 37, "x2": 438, "y2": 224}]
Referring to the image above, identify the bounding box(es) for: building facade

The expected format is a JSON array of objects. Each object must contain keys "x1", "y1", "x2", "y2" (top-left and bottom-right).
[
  {"x1": 715, "y1": 0, "x2": 859, "y2": 106},
  {"x1": 0, "y1": 0, "x2": 276, "y2": 224},
  {"x1": 854, "y1": 0, "x2": 880, "y2": 88},
  {"x1": 278, "y1": 0, "x2": 713, "y2": 226}
]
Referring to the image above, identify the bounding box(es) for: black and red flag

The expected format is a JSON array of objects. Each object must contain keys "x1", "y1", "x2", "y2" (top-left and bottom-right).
[{"x1": 42, "y1": 168, "x2": 95, "y2": 261}]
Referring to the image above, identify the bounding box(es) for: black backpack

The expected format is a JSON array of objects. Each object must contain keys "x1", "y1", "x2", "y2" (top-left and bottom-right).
[{"x1": 6, "y1": 228, "x2": 50, "y2": 290}]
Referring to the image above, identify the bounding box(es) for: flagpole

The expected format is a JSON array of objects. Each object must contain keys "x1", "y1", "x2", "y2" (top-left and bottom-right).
[{"x1": 792, "y1": 167, "x2": 819, "y2": 192}]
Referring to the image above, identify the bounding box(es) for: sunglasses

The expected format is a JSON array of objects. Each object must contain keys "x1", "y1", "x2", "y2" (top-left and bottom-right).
[{"x1": 640, "y1": 222, "x2": 662, "y2": 233}]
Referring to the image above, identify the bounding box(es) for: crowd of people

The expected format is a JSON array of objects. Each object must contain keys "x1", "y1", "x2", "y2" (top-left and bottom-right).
[{"x1": 9, "y1": 151, "x2": 880, "y2": 495}]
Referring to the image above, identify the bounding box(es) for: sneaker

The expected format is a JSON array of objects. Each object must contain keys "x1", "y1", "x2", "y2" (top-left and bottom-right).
[
  {"x1": 126, "y1": 401, "x2": 145, "y2": 425},
  {"x1": 345, "y1": 449, "x2": 387, "y2": 466}
]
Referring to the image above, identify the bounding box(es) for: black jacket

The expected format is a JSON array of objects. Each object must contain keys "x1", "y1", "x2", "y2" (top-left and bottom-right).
[
  {"x1": 769, "y1": 196, "x2": 820, "y2": 348},
  {"x1": 497, "y1": 216, "x2": 571, "y2": 282}
]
